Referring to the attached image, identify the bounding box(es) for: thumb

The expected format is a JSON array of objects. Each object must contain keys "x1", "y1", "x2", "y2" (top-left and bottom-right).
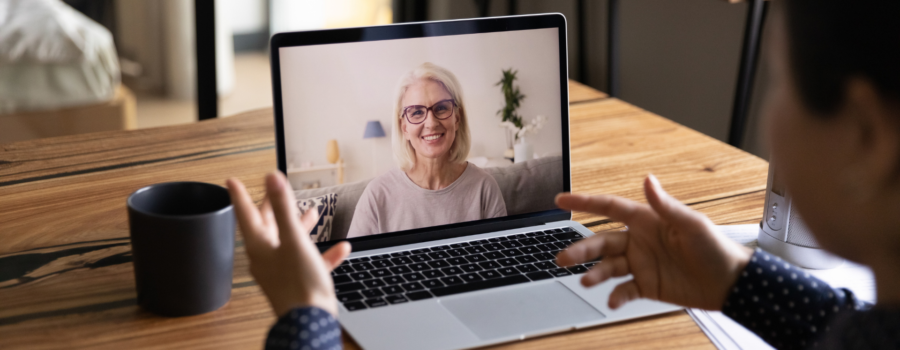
[
  {"x1": 644, "y1": 174, "x2": 706, "y2": 229},
  {"x1": 608, "y1": 280, "x2": 642, "y2": 309},
  {"x1": 322, "y1": 241, "x2": 352, "y2": 271}
]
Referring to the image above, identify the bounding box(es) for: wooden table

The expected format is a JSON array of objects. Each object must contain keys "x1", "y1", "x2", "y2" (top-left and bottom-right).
[{"x1": 0, "y1": 80, "x2": 769, "y2": 349}]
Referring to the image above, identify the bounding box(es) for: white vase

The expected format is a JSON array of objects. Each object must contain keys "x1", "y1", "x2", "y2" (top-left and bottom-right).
[{"x1": 514, "y1": 139, "x2": 533, "y2": 164}]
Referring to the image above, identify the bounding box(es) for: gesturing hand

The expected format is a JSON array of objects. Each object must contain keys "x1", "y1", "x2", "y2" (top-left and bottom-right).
[
  {"x1": 555, "y1": 175, "x2": 752, "y2": 311},
  {"x1": 226, "y1": 172, "x2": 351, "y2": 318}
]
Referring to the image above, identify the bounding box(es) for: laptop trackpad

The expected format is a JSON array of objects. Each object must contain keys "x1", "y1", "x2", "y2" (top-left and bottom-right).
[{"x1": 441, "y1": 281, "x2": 605, "y2": 340}]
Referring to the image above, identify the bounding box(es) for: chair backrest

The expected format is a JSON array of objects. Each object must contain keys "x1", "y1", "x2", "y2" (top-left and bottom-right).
[
  {"x1": 195, "y1": 0, "x2": 218, "y2": 121},
  {"x1": 728, "y1": 0, "x2": 769, "y2": 148}
]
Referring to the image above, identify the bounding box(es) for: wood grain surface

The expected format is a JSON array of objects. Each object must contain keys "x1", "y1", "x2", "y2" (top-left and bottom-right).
[
  {"x1": 0, "y1": 81, "x2": 768, "y2": 349},
  {"x1": 568, "y1": 80, "x2": 608, "y2": 103}
]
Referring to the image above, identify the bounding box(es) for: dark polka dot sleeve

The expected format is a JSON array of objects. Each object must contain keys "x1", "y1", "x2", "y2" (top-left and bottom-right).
[
  {"x1": 265, "y1": 307, "x2": 342, "y2": 350},
  {"x1": 722, "y1": 248, "x2": 868, "y2": 350}
]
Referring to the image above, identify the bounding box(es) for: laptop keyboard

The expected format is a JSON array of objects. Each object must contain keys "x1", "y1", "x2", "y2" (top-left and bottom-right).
[{"x1": 333, "y1": 227, "x2": 598, "y2": 312}]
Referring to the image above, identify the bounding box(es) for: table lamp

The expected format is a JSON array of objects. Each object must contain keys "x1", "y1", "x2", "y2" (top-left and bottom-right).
[{"x1": 363, "y1": 120, "x2": 386, "y2": 177}]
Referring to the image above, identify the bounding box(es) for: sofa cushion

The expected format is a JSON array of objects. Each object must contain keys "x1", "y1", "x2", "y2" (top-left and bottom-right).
[
  {"x1": 483, "y1": 155, "x2": 563, "y2": 216},
  {"x1": 294, "y1": 179, "x2": 371, "y2": 240},
  {"x1": 296, "y1": 193, "x2": 338, "y2": 242}
]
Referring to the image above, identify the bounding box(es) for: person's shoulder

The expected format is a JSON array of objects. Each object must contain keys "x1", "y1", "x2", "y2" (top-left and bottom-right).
[
  {"x1": 363, "y1": 168, "x2": 406, "y2": 193},
  {"x1": 462, "y1": 163, "x2": 501, "y2": 187},
  {"x1": 463, "y1": 162, "x2": 490, "y2": 177}
]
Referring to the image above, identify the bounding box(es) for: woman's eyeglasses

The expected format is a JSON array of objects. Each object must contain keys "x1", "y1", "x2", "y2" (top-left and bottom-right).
[{"x1": 402, "y1": 99, "x2": 456, "y2": 125}]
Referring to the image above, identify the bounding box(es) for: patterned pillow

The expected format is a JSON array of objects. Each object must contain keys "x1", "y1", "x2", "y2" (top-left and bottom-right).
[{"x1": 296, "y1": 193, "x2": 337, "y2": 242}]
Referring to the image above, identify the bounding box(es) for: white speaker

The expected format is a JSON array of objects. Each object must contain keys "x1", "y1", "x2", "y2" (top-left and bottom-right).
[{"x1": 758, "y1": 162, "x2": 843, "y2": 269}]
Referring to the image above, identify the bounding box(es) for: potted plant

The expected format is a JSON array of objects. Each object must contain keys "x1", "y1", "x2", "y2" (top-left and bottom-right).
[
  {"x1": 497, "y1": 68, "x2": 546, "y2": 163},
  {"x1": 497, "y1": 68, "x2": 524, "y2": 160}
]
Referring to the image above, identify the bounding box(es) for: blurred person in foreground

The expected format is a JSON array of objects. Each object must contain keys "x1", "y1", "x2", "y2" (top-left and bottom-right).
[{"x1": 226, "y1": 0, "x2": 900, "y2": 348}]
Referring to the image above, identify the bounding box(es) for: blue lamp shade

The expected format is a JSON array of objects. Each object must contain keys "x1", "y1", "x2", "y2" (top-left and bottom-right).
[{"x1": 363, "y1": 120, "x2": 386, "y2": 139}]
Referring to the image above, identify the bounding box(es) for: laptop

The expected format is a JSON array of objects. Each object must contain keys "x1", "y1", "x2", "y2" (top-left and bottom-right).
[{"x1": 270, "y1": 14, "x2": 681, "y2": 350}]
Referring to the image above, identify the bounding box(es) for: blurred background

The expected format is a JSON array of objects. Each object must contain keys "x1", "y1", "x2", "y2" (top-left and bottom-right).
[{"x1": 0, "y1": 0, "x2": 770, "y2": 158}]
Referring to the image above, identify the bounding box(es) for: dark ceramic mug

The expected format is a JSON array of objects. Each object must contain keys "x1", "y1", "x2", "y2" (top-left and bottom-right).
[{"x1": 127, "y1": 182, "x2": 235, "y2": 317}]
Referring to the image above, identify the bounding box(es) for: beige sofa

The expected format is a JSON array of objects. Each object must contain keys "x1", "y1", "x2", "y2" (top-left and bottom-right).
[{"x1": 294, "y1": 156, "x2": 564, "y2": 240}]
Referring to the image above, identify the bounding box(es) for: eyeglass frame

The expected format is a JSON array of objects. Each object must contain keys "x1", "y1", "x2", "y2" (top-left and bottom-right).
[{"x1": 400, "y1": 99, "x2": 457, "y2": 125}]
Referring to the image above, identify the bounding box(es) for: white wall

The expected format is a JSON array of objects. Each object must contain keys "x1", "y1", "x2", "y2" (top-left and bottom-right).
[
  {"x1": 224, "y1": 0, "x2": 267, "y2": 34},
  {"x1": 270, "y1": 0, "x2": 393, "y2": 34},
  {"x1": 278, "y1": 28, "x2": 564, "y2": 187},
  {"x1": 215, "y1": 0, "x2": 234, "y2": 96},
  {"x1": 270, "y1": 0, "x2": 326, "y2": 33},
  {"x1": 146, "y1": 0, "x2": 238, "y2": 100},
  {"x1": 161, "y1": 0, "x2": 195, "y2": 100}
]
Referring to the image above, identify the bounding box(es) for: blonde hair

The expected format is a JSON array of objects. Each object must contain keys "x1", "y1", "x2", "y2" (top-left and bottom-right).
[{"x1": 391, "y1": 62, "x2": 471, "y2": 171}]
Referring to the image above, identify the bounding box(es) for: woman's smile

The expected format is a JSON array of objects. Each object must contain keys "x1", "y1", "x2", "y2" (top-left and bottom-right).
[{"x1": 421, "y1": 132, "x2": 445, "y2": 143}]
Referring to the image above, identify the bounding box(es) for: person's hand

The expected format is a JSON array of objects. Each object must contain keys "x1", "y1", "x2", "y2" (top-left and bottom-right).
[
  {"x1": 226, "y1": 172, "x2": 351, "y2": 318},
  {"x1": 554, "y1": 174, "x2": 752, "y2": 311}
]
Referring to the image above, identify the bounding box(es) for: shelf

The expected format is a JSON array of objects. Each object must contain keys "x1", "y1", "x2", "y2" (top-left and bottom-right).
[
  {"x1": 287, "y1": 163, "x2": 342, "y2": 174},
  {"x1": 286, "y1": 159, "x2": 345, "y2": 185}
]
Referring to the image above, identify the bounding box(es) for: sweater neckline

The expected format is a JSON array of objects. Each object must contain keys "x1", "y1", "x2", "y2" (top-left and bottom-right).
[{"x1": 399, "y1": 162, "x2": 472, "y2": 194}]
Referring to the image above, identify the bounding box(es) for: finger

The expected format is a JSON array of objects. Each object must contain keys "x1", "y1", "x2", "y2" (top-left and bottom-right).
[
  {"x1": 255, "y1": 195, "x2": 279, "y2": 247},
  {"x1": 555, "y1": 193, "x2": 646, "y2": 226},
  {"x1": 226, "y1": 178, "x2": 270, "y2": 251},
  {"x1": 321, "y1": 241, "x2": 352, "y2": 271},
  {"x1": 644, "y1": 174, "x2": 708, "y2": 229},
  {"x1": 581, "y1": 255, "x2": 630, "y2": 286},
  {"x1": 296, "y1": 207, "x2": 319, "y2": 249},
  {"x1": 227, "y1": 178, "x2": 262, "y2": 231},
  {"x1": 265, "y1": 171, "x2": 305, "y2": 247},
  {"x1": 556, "y1": 230, "x2": 628, "y2": 267},
  {"x1": 260, "y1": 195, "x2": 275, "y2": 228},
  {"x1": 298, "y1": 206, "x2": 320, "y2": 241},
  {"x1": 608, "y1": 280, "x2": 642, "y2": 309}
]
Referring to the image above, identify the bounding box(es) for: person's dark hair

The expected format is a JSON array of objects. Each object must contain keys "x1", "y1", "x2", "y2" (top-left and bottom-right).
[{"x1": 784, "y1": 0, "x2": 900, "y2": 115}]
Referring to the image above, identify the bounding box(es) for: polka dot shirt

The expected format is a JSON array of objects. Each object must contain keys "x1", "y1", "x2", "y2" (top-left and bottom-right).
[
  {"x1": 263, "y1": 249, "x2": 900, "y2": 350},
  {"x1": 266, "y1": 307, "x2": 342, "y2": 350},
  {"x1": 722, "y1": 248, "x2": 893, "y2": 349}
]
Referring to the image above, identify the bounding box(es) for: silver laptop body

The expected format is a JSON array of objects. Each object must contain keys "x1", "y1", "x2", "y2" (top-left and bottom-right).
[{"x1": 270, "y1": 14, "x2": 681, "y2": 350}]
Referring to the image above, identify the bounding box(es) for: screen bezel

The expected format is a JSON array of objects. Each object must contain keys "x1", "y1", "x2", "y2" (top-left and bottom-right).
[{"x1": 269, "y1": 14, "x2": 572, "y2": 252}]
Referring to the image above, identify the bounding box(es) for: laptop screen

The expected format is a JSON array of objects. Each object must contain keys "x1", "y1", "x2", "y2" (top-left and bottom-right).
[{"x1": 276, "y1": 24, "x2": 566, "y2": 243}]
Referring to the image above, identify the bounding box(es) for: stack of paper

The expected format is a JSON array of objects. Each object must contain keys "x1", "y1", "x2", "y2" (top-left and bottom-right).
[{"x1": 687, "y1": 224, "x2": 876, "y2": 350}]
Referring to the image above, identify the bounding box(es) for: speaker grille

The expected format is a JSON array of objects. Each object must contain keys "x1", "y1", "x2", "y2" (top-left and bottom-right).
[{"x1": 786, "y1": 209, "x2": 819, "y2": 248}]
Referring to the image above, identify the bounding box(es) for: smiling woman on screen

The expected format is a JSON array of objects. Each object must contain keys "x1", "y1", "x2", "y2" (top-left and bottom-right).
[{"x1": 347, "y1": 62, "x2": 507, "y2": 237}]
